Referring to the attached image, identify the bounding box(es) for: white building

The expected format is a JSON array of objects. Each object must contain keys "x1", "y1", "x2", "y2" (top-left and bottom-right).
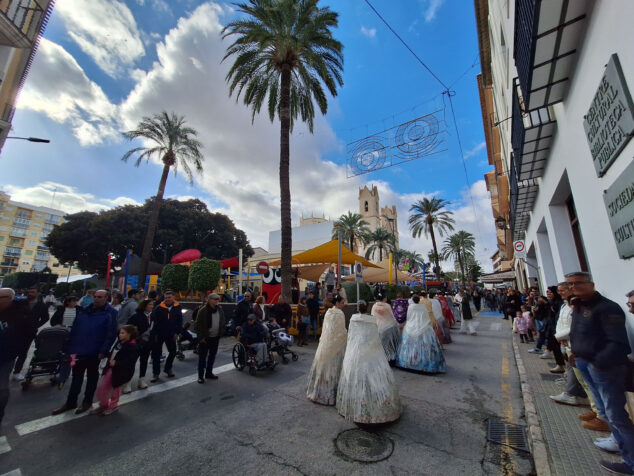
[
  {"x1": 267, "y1": 219, "x2": 334, "y2": 254},
  {"x1": 476, "y1": 0, "x2": 634, "y2": 318}
]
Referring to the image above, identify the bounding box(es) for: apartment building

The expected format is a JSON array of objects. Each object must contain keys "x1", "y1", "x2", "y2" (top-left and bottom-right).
[
  {"x1": 0, "y1": 0, "x2": 55, "y2": 151},
  {"x1": 475, "y1": 0, "x2": 634, "y2": 314},
  {"x1": 0, "y1": 191, "x2": 79, "y2": 279}
]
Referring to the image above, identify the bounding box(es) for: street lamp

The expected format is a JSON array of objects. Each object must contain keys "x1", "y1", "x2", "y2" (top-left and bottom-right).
[{"x1": 6, "y1": 136, "x2": 50, "y2": 143}]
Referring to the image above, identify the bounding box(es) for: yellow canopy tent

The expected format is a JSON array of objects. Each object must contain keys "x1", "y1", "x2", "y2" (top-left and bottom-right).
[
  {"x1": 342, "y1": 257, "x2": 415, "y2": 283},
  {"x1": 268, "y1": 240, "x2": 379, "y2": 268}
]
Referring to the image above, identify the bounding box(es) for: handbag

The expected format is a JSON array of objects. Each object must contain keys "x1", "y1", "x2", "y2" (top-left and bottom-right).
[{"x1": 301, "y1": 315, "x2": 311, "y2": 325}]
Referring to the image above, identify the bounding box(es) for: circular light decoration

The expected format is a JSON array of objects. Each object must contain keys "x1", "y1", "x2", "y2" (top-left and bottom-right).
[
  {"x1": 348, "y1": 139, "x2": 387, "y2": 175},
  {"x1": 394, "y1": 114, "x2": 440, "y2": 155}
]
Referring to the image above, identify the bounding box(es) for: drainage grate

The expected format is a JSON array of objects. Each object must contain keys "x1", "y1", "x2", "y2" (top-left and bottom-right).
[
  {"x1": 335, "y1": 429, "x2": 394, "y2": 462},
  {"x1": 487, "y1": 419, "x2": 530, "y2": 453}
]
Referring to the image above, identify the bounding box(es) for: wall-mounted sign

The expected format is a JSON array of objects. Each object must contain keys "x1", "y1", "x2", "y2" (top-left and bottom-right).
[
  {"x1": 603, "y1": 159, "x2": 634, "y2": 259},
  {"x1": 583, "y1": 54, "x2": 634, "y2": 177},
  {"x1": 513, "y1": 240, "x2": 526, "y2": 259}
]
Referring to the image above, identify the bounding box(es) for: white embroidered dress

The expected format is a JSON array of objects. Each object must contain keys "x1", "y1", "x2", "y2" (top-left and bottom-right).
[{"x1": 371, "y1": 301, "x2": 401, "y2": 361}]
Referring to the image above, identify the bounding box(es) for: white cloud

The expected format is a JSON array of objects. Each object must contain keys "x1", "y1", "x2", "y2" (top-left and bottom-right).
[
  {"x1": 360, "y1": 26, "x2": 376, "y2": 38},
  {"x1": 56, "y1": 0, "x2": 145, "y2": 77},
  {"x1": 3, "y1": 182, "x2": 140, "y2": 214},
  {"x1": 18, "y1": 39, "x2": 120, "y2": 146},
  {"x1": 423, "y1": 0, "x2": 445, "y2": 22},
  {"x1": 464, "y1": 141, "x2": 486, "y2": 159}
]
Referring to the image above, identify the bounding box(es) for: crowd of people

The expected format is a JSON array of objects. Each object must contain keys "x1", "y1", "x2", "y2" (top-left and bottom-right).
[{"x1": 506, "y1": 274, "x2": 634, "y2": 476}]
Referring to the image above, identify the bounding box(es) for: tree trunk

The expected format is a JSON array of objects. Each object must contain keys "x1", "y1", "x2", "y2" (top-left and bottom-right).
[
  {"x1": 379, "y1": 246, "x2": 382, "y2": 262},
  {"x1": 139, "y1": 163, "x2": 170, "y2": 289},
  {"x1": 429, "y1": 223, "x2": 440, "y2": 274},
  {"x1": 349, "y1": 236, "x2": 355, "y2": 274},
  {"x1": 458, "y1": 249, "x2": 465, "y2": 285},
  {"x1": 279, "y1": 65, "x2": 292, "y2": 303}
]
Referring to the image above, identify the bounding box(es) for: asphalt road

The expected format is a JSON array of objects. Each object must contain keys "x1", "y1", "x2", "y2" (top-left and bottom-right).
[{"x1": 0, "y1": 312, "x2": 534, "y2": 476}]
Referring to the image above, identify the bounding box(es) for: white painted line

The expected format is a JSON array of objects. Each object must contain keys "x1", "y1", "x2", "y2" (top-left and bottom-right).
[
  {"x1": 1, "y1": 469, "x2": 22, "y2": 476},
  {"x1": 490, "y1": 322, "x2": 503, "y2": 332},
  {"x1": 0, "y1": 436, "x2": 11, "y2": 455},
  {"x1": 15, "y1": 362, "x2": 235, "y2": 437}
]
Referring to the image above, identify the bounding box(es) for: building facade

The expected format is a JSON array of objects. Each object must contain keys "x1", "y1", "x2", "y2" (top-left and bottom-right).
[
  {"x1": 0, "y1": 191, "x2": 80, "y2": 280},
  {"x1": 358, "y1": 185, "x2": 399, "y2": 259},
  {"x1": 476, "y1": 0, "x2": 634, "y2": 316},
  {"x1": 0, "y1": 0, "x2": 55, "y2": 151}
]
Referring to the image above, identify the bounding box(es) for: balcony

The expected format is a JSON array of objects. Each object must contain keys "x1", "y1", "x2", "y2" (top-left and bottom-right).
[
  {"x1": 509, "y1": 152, "x2": 538, "y2": 241},
  {"x1": 12, "y1": 217, "x2": 30, "y2": 228},
  {"x1": 514, "y1": 0, "x2": 589, "y2": 110},
  {"x1": 44, "y1": 214, "x2": 61, "y2": 225},
  {"x1": 0, "y1": 260, "x2": 17, "y2": 267},
  {"x1": 0, "y1": 0, "x2": 45, "y2": 48},
  {"x1": 3, "y1": 248, "x2": 21, "y2": 257},
  {"x1": 9, "y1": 228, "x2": 25, "y2": 237}
]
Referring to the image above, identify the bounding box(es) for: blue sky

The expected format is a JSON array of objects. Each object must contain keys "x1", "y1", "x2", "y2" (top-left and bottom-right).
[{"x1": 0, "y1": 0, "x2": 495, "y2": 268}]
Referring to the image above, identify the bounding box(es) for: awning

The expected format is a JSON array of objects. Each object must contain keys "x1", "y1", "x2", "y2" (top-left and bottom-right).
[
  {"x1": 221, "y1": 257, "x2": 239, "y2": 269},
  {"x1": 268, "y1": 240, "x2": 379, "y2": 268},
  {"x1": 296, "y1": 264, "x2": 330, "y2": 283},
  {"x1": 342, "y1": 258, "x2": 413, "y2": 283},
  {"x1": 481, "y1": 270, "x2": 516, "y2": 284},
  {"x1": 57, "y1": 274, "x2": 95, "y2": 284}
]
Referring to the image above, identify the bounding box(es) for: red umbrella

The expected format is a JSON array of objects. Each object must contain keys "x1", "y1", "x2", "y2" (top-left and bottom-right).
[
  {"x1": 220, "y1": 256, "x2": 239, "y2": 269},
  {"x1": 170, "y1": 249, "x2": 201, "y2": 264}
]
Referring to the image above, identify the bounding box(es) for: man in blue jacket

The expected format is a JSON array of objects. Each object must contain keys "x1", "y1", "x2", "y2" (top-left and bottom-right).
[
  {"x1": 150, "y1": 290, "x2": 182, "y2": 381},
  {"x1": 52, "y1": 289, "x2": 117, "y2": 415},
  {"x1": 567, "y1": 272, "x2": 634, "y2": 475}
]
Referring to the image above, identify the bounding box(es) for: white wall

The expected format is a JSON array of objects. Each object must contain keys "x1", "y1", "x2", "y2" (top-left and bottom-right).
[{"x1": 268, "y1": 220, "x2": 334, "y2": 254}]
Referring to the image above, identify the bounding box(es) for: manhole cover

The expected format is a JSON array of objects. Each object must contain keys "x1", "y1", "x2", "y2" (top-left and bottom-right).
[
  {"x1": 335, "y1": 429, "x2": 394, "y2": 462},
  {"x1": 487, "y1": 419, "x2": 530, "y2": 452}
]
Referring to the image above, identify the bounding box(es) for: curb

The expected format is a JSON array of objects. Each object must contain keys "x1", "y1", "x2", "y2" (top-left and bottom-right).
[{"x1": 512, "y1": 339, "x2": 553, "y2": 476}]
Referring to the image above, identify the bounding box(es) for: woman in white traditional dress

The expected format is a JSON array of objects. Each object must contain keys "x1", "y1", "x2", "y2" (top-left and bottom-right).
[
  {"x1": 337, "y1": 301, "x2": 401, "y2": 424},
  {"x1": 396, "y1": 295, "x2": 446, "y2": 373},
  {"x1": 371, "y1": 294, "x2": 400, "y2": 364},
  {"x1": 306, "y1": 295, "x2": 348, "y2": 405}
]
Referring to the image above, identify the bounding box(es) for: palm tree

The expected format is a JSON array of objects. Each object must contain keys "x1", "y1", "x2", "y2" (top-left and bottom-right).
[
  {"x1": 390, "y1": 247, "x2": 408, "y2": 284},
  {"x1": 403, "y1": 249, "x2": 424, "y2": 274},
  {"x1": 332, "y1": 212, "x2": 370, "y2": 270},
  {"x1": 441, "y1": 230, "x2": 476, "y2": 284},
  {"x1": 409, "y1": 197, "x2": 455, "y2": 276},
  {"x1": 122, "y1": 112, "x2": 203, "y2": 287},
  {"x1": 223, "y1": 0, "x2": 344, "y2": 301},
  {"x1": 364, "y1": 227, "x2": 394, "y2": 262}
]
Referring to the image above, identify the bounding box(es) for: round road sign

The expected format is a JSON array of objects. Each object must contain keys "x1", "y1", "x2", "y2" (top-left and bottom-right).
[
  {"x1": 256, "y1": 261, "x2": 269, "y2": 274},
  {"x1": 513, "y1": 241, "x2": 525, "y2": 253}
]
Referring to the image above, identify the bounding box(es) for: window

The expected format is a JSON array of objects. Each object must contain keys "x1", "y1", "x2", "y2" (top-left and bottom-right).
[
  {"x1": 36, "y1": 252, "x2": 50, "y2": 260},
  {"x1": 16, "y1": 210, "x2": 30, "y2": 218},
  {"x1": 4, "y1": 247, "x2": 21, "y2": 257},
  {"x1": 43, "y1": 223, "x2": 54, "y2": 231},
  {"x1": 35, "y1": 213, "x2": 43, "y2": 218},
  {"x1": 13, "y1": 217, "x2": 30, "y2": 228},
  {"x1": 0, "y1": 216, "x2": 9, "y2": 221},
  {"x1": 40, "y1": 232, "x2": 48, "y2": 239},
  {"x1": 25, "y1": 250, "x2": 33, "y2": 256},
  {"x1": 45, "y1": 214, "x2": 61, "y2": 224},
  {"x1": 0, "y1": 236, "x2": 4, "y2": 241},
  {"x1": 0, "y1": 226, "x2": 6, "y2": 231},
  {"x1": 10, "y1": 228, "x2": 26, "y2": 237},
  {"x1": 31, "y1": 222, "x2": 40, "y2": 227},
  {"x1": 30, "y1": 231, "x2": 38, "y2": 236},
  {"x1": 364, "y1": 201, "x2": 368, "y2": 212},
  {"x1": 28, "y1": 240, "x2": 36, "y2": 245},
  {"x1": 22, "y1": 260, "x2": 30, "y2": 265}
]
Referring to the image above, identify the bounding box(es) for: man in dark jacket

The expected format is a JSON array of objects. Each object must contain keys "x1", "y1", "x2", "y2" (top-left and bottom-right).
[
  {"x1": 232, "y1": 292, "x2": 253, "y2": 333},
  {"x1": 306, "y1": 291, "x2": 320, "y2": 341},
  {"x1": 150, "y1": 290, "x2": 182, "y2": 381},
  {"x1": 240, "y1": 314, "x2": 268, "y2": 366},
  {"x1": 0, "y1": 288, "x2": 31, "y2": 424},
  {"x1": 271, "y1": 295, "x2": 292, "y2": 331},
  {"x1": 12, "y1": 285, "x2": 49, "y2": 381},
  {"x1": 194, "y1": 293, "x2": 225, "y2": 383},
  {"x1": 567, "y1": 272, "x2": 634, "y2": 475},
  {"x1": 52, "y1": 289, "x2": 118, "y2": 415}
]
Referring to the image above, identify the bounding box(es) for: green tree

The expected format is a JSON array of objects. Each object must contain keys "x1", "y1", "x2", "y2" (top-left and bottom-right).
[
  {"x1": 441, "y1": 231, "x2": 476, "y2": 285},
  {"x1": 223, "y1": 0, "x2": 344, "y2": 302},
  {"x1": 463, "y1": 254, "x2": 483, "y2": 283},
  {"x1": 188, "y1": 258, "x2": 221, "y2": 299},
  {"x1": 409, "y1": 197, "x2": 455, "y2": 275},
  {"x1": 160, "y1": 264, "x2": 189, "y2": 292},
  {"x1": 342, "y1": 282, "x2": 373, "y2": 303},
  {"x1": 122, "y1": 111, "x2": 204, "y2": 288},
  {"x1": 364, "y1": 227, "x2": 394, "y2": 262},
  {"x1": 332, "y1": 211, "x2": 370, "y2": 253}
]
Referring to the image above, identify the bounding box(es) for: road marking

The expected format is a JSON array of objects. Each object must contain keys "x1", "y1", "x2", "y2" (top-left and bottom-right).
[
  {"x1": 15, "y1": 362, "x2": 235, "y2": 437},
  {"x1": 490, "y1": 322, "x2": 503, "y2": 332},
  {"x1": 0, "y1": 436, "x2": 11, "y2": 455},
  {"x1": 0, "y1": 470, "x2": 22, "y2": 476}
]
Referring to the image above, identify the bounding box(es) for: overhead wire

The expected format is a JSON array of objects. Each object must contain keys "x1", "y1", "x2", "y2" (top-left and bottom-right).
[{"x1": 364, "y1": 0, "x2": 483, "y2": 243}]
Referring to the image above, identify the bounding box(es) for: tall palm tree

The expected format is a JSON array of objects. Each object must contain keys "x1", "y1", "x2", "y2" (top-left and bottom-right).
[
  {"x1": 364, "y1": 227, "x2": 394, "y2": 262},
  {"x1": 441, "y1": 230, "x2": 476, "y2": 284},
  {"x1": 332, "y1": 211, "x2": 370, "y2": 258},
  {"x1": 122, "y1": 112, "x2": 203, "y2": 287},
  {"x1": 409, "y1": 197, "x2": 455, "y2": 275},
  {"x1": 390, "y1": 247, "x2": 408, "y2": 284},
  {"x1": 403, "y1": 249, "x2": 424, "y2": 274},
  {"x1": 223, "y1": 0, "x2": 344, "y2": 301}
]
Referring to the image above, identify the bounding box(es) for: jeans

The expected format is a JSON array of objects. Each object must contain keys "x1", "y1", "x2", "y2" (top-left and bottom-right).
[
  {"x1": 310, "y1": 316, "x2": 318, "y2": 339},
  {"x1": 577, "y1": 358, "x2": 634, "y2": 469},
  {"x1": 13, "y1": 335, "x2": 35, "y2": 374},
  {"x1": 565, "y1": 361, "x2": 587, "y2": 398},
  {"x1": 0, "y1": 360, "x2": 13, "y2": 423},
  {"x1": 96, "y1": 368, "x2": 122, "y2": 411},
  {"x1": 152, "y1": 335, "x2": 177, "y2": 376},
  {"x1": 66, "y1": 355, "x2": 100, "y2": 407},
  {"x1": 138, "y1": 342, "x2": 151, "y2": 378},
  {"x1": 250, "y1": 342, "x2": 267, "y2": 365},
  {"x1": 547, "y1": 332, "x2": 565, "y2": 365},
  {"x1": 198, "y1": 337, "x2": 219, "y2": 378},
  {"x1": 573, "y1": 366, "x2": 600, "y2": 416}
]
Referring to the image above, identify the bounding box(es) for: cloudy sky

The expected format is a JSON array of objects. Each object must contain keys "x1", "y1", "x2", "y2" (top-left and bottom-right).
[{"x1": 0, "y1": 0, "x2": 496, "y2": 270}]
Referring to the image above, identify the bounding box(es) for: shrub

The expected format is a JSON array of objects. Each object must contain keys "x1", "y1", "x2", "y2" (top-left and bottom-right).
[
  {"x1": 342, "y1": 282, "x2": 374, "y2": 303},
  {"x1": 161, "y1": 264, "x2": 189, "y2": 292},
  {"x1": 2, "y1": 272, "x2": 58, "y2": 291},
  {"x1": 188, "y1": 258, "x2": 221, "y2": 295}
]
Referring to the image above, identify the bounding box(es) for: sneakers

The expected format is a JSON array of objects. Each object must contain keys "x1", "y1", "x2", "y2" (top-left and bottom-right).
[
  {"x1": 12, "y1": 373, "x2": 25, "y2": 382},
  {"x1": 600, "y1": 460, "x2": 634, "y2": 475},
  {"x1": 122, "y1": 383, "x2": 132, "y2": 394},
  {"x1": 594, "y1": 435, "x2": 619, "y2": 454},
  {"x1": 528, "y1": 348, "x2": 543, "y2": 354},
  {"x1": 138, "y1": 378, "x2": 148, "y2": 389},
  {"x1": 583, "y1": 418, "x2": 611, "y2": 432},
  {"x1": 578, "y1": 411, "x2": 597, "y2": 421},
  {"x1": 549, "y1": 392, "x2": 588, "y2": 406},
  {"x1": 539, "y1": 351, "x2": 553, "y2": 359},
  {"x1": 549, "y1": 365, "x2": 565, "y2": 374},
  {"x1": 90, "y1": 406, "x2": 107, "y2": 415},
  {"x1": 197, "y1": 378, "x2": 204, "y2": 384}
]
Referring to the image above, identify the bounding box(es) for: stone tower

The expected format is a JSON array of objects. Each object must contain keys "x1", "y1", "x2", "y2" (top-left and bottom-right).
[{"x1": 358, "y1": 185, "x2": 399, "y2": 261}]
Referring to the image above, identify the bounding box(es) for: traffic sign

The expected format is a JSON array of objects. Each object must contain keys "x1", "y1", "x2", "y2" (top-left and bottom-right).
[
  {"x1": 513, "y1": 240, "x2": 526, "y2": 259},
  {"x1": 256, "y1": 261, "x2": 269, "y2": 274},
  {"x1": 355, "y1": 261, "x2": 363, "y2": 282}
]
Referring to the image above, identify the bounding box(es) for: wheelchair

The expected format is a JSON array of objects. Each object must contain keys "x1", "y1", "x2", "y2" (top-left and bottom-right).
[{"x1": 232, "y1": 339, "x2": 277, "y2": 376}]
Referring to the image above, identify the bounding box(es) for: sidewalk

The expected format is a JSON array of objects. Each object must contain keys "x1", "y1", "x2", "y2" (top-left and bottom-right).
[{"x1": 512, "y1": 331, "x2": 622, "y2": 476}]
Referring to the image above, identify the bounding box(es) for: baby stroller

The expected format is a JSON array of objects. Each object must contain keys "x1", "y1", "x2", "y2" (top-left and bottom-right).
[
  {"x1": 176, "y1": 322, "x2": 198, "y2": 361},
  {"x1": 267, "y1": 324, "x2": 298, "y2": 364},
  {"x1": 21, "y1": 326, "x2": 71, "y2": 391}
]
